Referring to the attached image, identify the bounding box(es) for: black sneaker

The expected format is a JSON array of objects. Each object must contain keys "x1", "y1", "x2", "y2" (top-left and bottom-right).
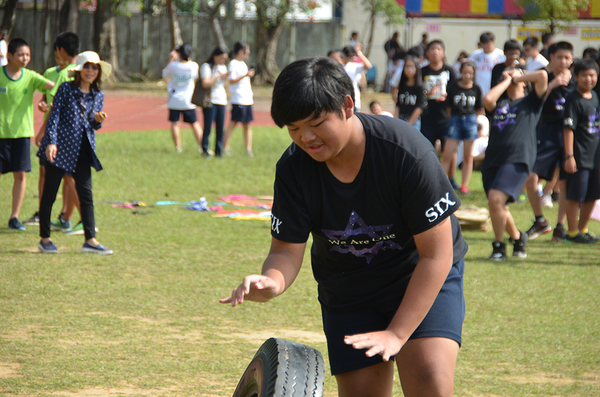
[
  {"x1": 8, "y1": 217, "x2": 26, "y2": 231},
  {"x1": 449, "y1": 177, "x2": 460, "y2": 190},
  {"x1": 510, "y1": 231, "x2": 528, "y2": 258},
  {"x1": 489, "y1": 241, "x2": 507, "y2": 261},
  {"x1": 584, "y1": 231, "x2": 600, "y2": 242},
  {"x1": 552, "y1": 224, "x2": 567, "y2": 242},
  {"x1": 526, "y1": 220, "x2": 551, "y2": 240},
  {"x1": 565, "y1": 232, "x2": 597, "y2": 244},
  {"x1": 23, "y1": 212, "x2": 40, "y2": 225}
]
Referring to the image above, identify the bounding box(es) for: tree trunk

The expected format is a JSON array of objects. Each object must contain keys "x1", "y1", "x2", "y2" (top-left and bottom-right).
[
  {"x1": 93, "y1": 0, "x2": 111, "y2": 52},
  {"x1": 210, "y1": 13, "x2": 227, "y2": 49},
  {"x1": 166, "y1": 0, "x2": 182, "y2": 49},
  {"x1": 59, "y1": 0, "x2": 79, "y2": 32},
  {"x1": 0, "y1": 0, "x2": 20, "y2": 38},
  {"x1": 365, "y1": 11, "x2": 376, "y2": 58},
  {"x1": 254, "y1": 21, "x2": 286, "y2": 85}
]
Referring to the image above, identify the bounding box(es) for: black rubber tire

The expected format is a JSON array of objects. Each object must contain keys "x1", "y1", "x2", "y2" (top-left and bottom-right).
[{"x1": 231, "y1": 337, "x2": 325, "y2": 397}]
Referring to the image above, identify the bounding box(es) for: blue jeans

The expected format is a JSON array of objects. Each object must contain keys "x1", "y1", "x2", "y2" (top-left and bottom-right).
[
  {"x1": 202, "y1": 105, "x2": 226, "y2": 156},
  {"x1": 447, "y1": 114, "x2": 478, "y2": 141}
]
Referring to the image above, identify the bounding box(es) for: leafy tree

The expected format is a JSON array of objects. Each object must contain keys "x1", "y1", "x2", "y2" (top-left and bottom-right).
[
  {"x1": 356, "y1": 0, "x2": 405, "y2": 57},
  {"x1": 516, "y1": 0, "x2": 590, "y2": 33},
  {"x1": 0, "y1": 0, "x2": 20, "y2": 38},
  {"x1": 200, "y1": 0, "x2": 229, "y2": 50}
]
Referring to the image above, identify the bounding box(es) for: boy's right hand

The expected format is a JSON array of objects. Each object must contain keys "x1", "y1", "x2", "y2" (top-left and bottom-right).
[
  {"x1": 46, "y1": 144, "x2": 57, "y2": 163},
  {"x1": 549, "y1": 71, "x2": 571, "y2": 91},
  {"x1": 564, "y1": 157, "x2": 577, "y2": 174},
  {"x1": 219, "y1": 275, "x2": 278, "y2": 306}
]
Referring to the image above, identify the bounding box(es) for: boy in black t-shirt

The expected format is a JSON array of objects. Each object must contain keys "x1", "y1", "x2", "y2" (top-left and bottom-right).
[
  {"x1": 490, "y1": 40, "x2": 522, "y2": 89},
  {"x1": 562, "y1": 59, "x2": 600, "y2": 244},
  {"x1": 482, "y1": 67, "x2": 548, "y2": 261},
  {"x1": 221, "y1": 57, "x2": 468, "y2": 397}
]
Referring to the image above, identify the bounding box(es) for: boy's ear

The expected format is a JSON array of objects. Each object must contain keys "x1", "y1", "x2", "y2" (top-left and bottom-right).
[{"x1": 343, "y1": 95, "x2": 355, "y2": 119}]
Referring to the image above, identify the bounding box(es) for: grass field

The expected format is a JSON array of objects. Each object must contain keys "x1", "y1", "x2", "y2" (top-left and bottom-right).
[{"x1": 1, "y1": 127, "x2": 599, "y2": 396}]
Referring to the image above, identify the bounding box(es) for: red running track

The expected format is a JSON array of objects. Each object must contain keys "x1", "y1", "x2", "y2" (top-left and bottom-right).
[{"x1": 33, "y1": 92, "x2": 277, "y2": 133}]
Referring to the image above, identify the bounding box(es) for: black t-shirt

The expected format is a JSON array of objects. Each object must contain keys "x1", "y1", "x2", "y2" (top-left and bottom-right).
[
  {"x1": 482, "y1": 90, "x2": 544, "y2": 172},
  {"x1": 271, "y1": 113, "x2": 468, "y2": 312},
  {"x1": 490, "y1": 63, "x2": 508, "y2": 89},
  {"x1": 396, "y1": 84, "x2": 428, "y2": 120},
  {"x1": 445, "y1": 82, "x2": 483, "y2": 116},
  {"x1": 421, "y1": 64, "x2": 456, "y2": 126},
  {"x1": 540, "y1": 70, "x2": 577, "y2": 126},
  {"x1": 563, "y1": 90, "x2": 600, "y2": 170}
]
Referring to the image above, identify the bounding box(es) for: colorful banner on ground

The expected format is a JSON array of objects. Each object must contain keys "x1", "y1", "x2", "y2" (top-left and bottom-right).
[{"x1": 397, "y1": 0, "x2": 600, "y2": 18}]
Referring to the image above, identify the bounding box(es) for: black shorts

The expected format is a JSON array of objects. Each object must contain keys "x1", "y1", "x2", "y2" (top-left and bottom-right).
[
  {"x1": 231, "y1": 104, "x2": 254, "y2": 124},
  {"x1": 321, "y1": 258, "x2": 465, "y2": 375},
  {"x1": 420, "y1": 122, "x2": 451, "y2": 148},
  {"x1": 169, "y1": 109, "x2": 197, "y2": 123},
  {"x1": 532, "y1": 123, "x2": 563, "y2": 181},
  {"x1": 0, "y1": 138, "x2": 31, "y2": 174},
  {"x1": 565, "y1": 168, "x2": 600, "y2": 202},
  {"x1": 482, "y1": 163, "x2": 529, "y2": 203}
]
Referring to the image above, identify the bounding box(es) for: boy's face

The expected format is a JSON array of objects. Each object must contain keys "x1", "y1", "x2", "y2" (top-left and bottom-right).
[
  {"x1": 286, "y1": 97, "x2": 354, "y2": 163},
  {"x1": 7, "y1": 45, "x2": 31, "y2": 68},
  {"x1": 523, "y1": 44, "x2": 535, "y2": 58},
  {"x1": 370, "y1": 103, "x2": 382, "y2": 114},
  {"x1": 481, "y1": 40, "x2": 495, "y2": 53},
  {"x1": 427, "y1": 44, "x2": 444, "y2": 63},
  {"x1": 550, "y1": 49, "x2": 573, "y2": 72},
  {"x1": 575, "y1": 68, "x2": 598, "y2": 92},
  {"x1": 504, "y1": 49, "x2": 521, "y2": 66}
]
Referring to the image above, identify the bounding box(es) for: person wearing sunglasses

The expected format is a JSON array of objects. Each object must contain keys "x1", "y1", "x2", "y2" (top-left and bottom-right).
[{"x1": 37, "y1": 51, "x2": 113, "y2": 255}]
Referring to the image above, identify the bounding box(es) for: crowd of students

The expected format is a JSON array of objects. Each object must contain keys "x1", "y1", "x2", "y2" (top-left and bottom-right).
[{"x1": 379, "y1": 30, "x2": 600, "y2": 260}]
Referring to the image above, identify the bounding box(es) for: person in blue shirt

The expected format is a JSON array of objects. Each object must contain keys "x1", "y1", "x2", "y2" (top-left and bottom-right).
[{"x1": 37, "y1": 51, "x2": 113, "y2": 255}]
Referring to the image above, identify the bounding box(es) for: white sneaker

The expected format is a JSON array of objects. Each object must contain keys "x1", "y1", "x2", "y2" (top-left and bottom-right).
[{"x1": 540, "y1": 193, "x2": 553, "y2": 208}]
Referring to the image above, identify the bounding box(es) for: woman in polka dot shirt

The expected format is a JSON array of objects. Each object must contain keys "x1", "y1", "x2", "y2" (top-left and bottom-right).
[{"x1": 37, "y1": 51, "x2": 113, "y2": 255}]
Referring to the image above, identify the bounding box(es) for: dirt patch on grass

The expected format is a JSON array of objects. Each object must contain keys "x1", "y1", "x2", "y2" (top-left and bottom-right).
[
  {"x1": 0, "y1": 325, "x2": 41, "y2": 342},
  {"x1": 50, "y1": 385, "x2": 179, "y2": 396},
  {"x1": 231, "y1": 329, "x2": 326, "y2": 344},
  {"x1": 504, "y1": 372, "x2": 600, "y2": 386},
  {"x1": 0, "y1": 362, "x2": 21, "y2": 378}
]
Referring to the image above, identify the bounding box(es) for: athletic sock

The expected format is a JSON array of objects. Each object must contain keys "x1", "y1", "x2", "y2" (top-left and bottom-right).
[
  {"x1": 535, "y1": 216, "x2": 545, "y2": 223},
  {"x1": 581, "y1": 228, "x2": 589, "y2": 234},
  {"x1": 568, "y1": 231, "x2": 579, "y2": 237}
]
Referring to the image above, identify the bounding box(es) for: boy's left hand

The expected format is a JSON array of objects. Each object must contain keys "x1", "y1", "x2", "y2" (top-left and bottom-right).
[
  {"x1": 94, "y1": 111, "x2": 107, "y2": 123},
  {"x1": 344, "y1": 330, "x2": 405, "y2": 362}
]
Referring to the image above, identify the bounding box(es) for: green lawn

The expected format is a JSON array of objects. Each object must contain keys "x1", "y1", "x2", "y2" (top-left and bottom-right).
[{"x1": 0, "y1": 128, "x2": 599, "y2": 396}]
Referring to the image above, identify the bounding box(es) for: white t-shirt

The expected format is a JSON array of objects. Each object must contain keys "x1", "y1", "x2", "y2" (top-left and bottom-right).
[
  {"x1": 228, "y1": 59, "x2": 253, "y2": 106},
  {"x1": 0, "y1": 40, "x2": 7, "y2": 67},
  {"x1": 344, "y1": 62, "x2": 365, "y2": 110},
  {"x1": 162, "y1": 61, "x2": 199, "y2": 110},
  {"x1": 390, "y1": 65, "x2": 403, "y2": 88},
  {"x1": 469, "y1": 48, "x2": 506, "y2": 96},
  {"x1": 200, "y1": 63, "x2": 228, "y2": 106},
  {"x1": 526, "y1": 54, "x2": 549, "y2": 72}
]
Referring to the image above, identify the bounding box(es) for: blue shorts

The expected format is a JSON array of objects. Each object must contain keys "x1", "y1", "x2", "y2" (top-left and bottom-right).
[
  {"x1": 565, "y1": 168, "x2": 600, "y2": 202},
  {"x1": 169, "y1": 109, "x2": 197, "y2": 124},
  {"x1": 482, "y1": 163, "x2": 529, "y2": 203},
  {"x1": 447, "y1": 114, "x2": 478, "y2": 141},
  {"x1": 420, "y1": 121, "x2": 451, "y2": 148},
  {"x1": 532, "y1": 123, "x2": 563, "y2": 181},
  {"x1": 321, "y1": 258, "x2": 465, "y2": 375},
  {"x1": 231, "y1": 104, "x2": 254, "y2": 124},
  {"x1": 0, "y1": 138, "x2": 31, "y2": 174}
]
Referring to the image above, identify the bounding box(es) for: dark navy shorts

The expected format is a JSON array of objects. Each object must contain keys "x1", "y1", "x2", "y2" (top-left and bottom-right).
[
  {"x1": 532, "y1": 123, "x2": 563, "y2": 181},
  {"x1": 231, "y1": 104, "x2": 254, "y2": 124},
  {"x1": 447, "y1": 114, "x2": 478, "y2": 141},
  {"x1": 420, "y1": 121, "x2": 451, "y2": 149},
  {"x1": 169, "y1": 109, "x2": 197, "y2": 123},
  {"x1": 565, "y1": 168, "x2": 600, "y2": 202},
  {"x1": 482, "y1": 163, "x2": 529, "y2": 203},
  {"x1": 321, "y1": 258, "x2": 465, "y2": 375},
  {"x1": 0, "y1": 138, "x2": 31, "y2": 174}
]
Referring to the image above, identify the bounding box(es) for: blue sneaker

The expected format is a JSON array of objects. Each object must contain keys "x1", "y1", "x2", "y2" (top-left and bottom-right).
[
  {"x1": 38, "y1": 240, "x2": 58, "y2": 253},
  {"x1": 82, "y1": 242, "x2": 113, "y2": 255},
  {"x1": 51, "y1": 214, "x2": 71, "y2": 232},
  {"x1": 8, "y1": 217, "x2": 26, "y2": 231}
]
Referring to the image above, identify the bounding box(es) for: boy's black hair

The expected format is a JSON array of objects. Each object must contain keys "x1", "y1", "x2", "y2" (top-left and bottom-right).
[
  {"x1": 205, "y1": 45, "x2": 228, "y2": 67},
  {"x1": 573, "y1": 58, "x2": 599, "y2": 76},
  {"x1": 369, "y1": 101, "x2": 379, "y2": 109},
  {"x1": 523, "y1": 37, "x2": 539, "y2": 48},
  {"x1": 399, "y1": 55, "x2": 422, "y2": 89},
  {"x1": 541, "y1": 32, "x2": 554, "y2": 45},
  {"x1": 342, "y1": 46, "x2": 356, "y2": 59},
  {"x1": 504, "y1": 39, "x2": 521, "y2": 53},
  {"x1": 54, "y1": 32, "x2": 80, "y2": 57},
  {"x1": 406, "y1": 45, "x2": 424, "y2": 59},
  {"x1": 479, "y1": 32, "x2": 495, "y2": 44},
  {"x1": 7, "y1": 38, "x2": 28, "y2": 54},
  {"x1": 271, "y1": 57, "x2": 354, "y2": 128},
  {"x1": 582, "y1": 47, "x2": 598, "y2": 59},
  {"x1": 177, "y1": 43, "x2": 192, "y2": 61},
  {"x1": 426, "y1": 39, "x2": 445, "y2": 52},
  {"x1": 232, "y1": 41, "x2": 248, "y2": 57},
  {"x1": 548, "y1": 41, "x2": 573, "y2": 56}
]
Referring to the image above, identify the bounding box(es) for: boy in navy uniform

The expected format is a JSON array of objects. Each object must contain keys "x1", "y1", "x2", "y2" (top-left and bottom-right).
[
  {"x1": 221, "y1": 57, "x2": 468, "y2": 397},
  {"x1": 562, "y1": 59, "x2": 600, "y2": 244}
]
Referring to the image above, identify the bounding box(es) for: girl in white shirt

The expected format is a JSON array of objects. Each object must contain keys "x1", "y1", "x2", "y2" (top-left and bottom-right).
[
  {"x1": 200, "y1": 46, "x2": 229, "y2": 157},
  {"x1": 341, "y1": 43, "x2": 372, "y2": 111},
  {"x1": 162, "y1": 44, "x2": 202, "y2": 152},
  {"x1": 223, "y1": 41, "x2": 256, "y2": 156}
]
